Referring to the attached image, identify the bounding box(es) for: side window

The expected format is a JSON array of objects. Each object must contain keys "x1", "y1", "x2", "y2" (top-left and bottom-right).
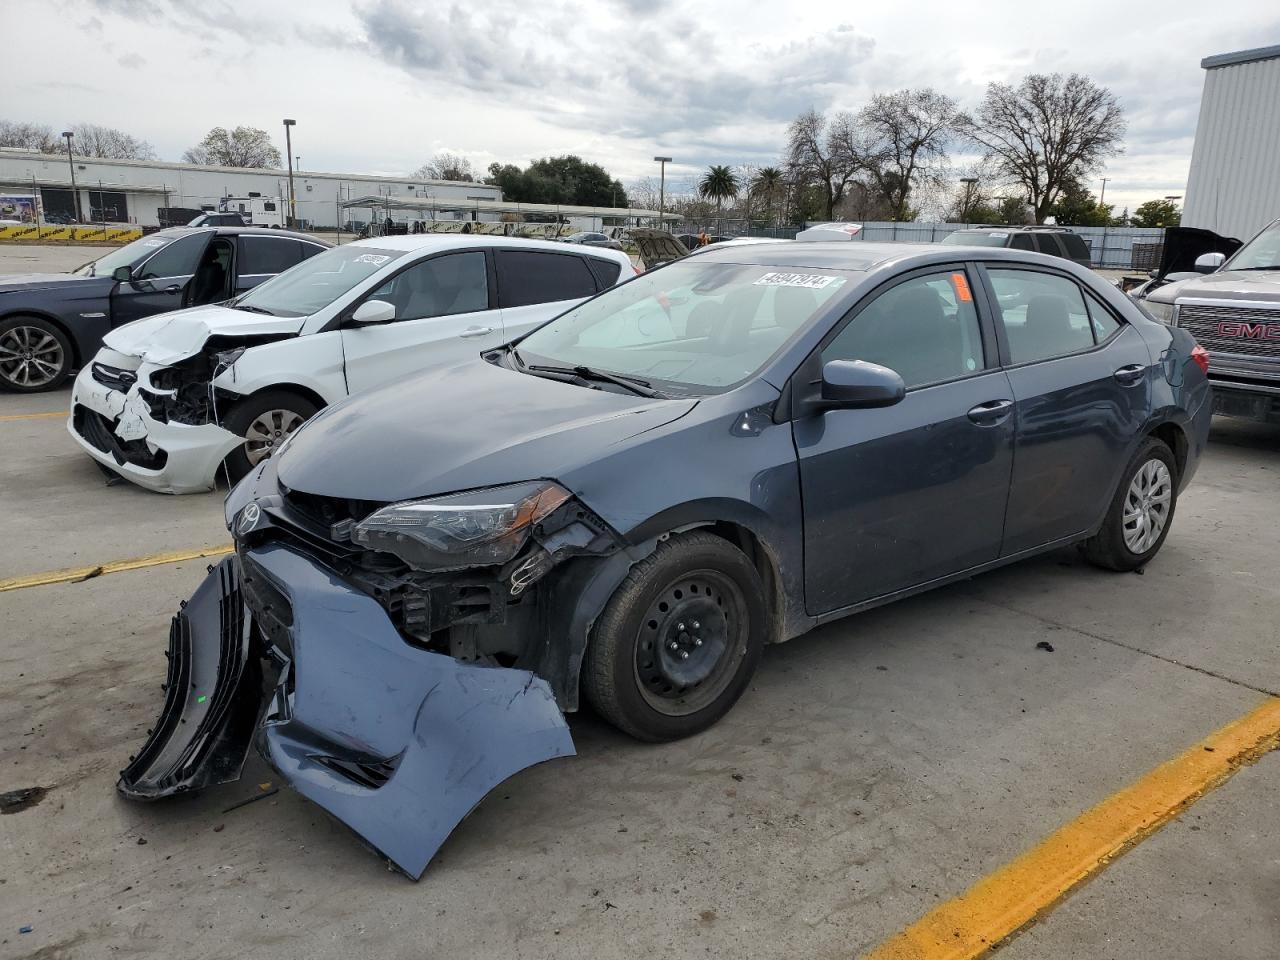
[
  {"x1": 1033, "y1": 233, "x2": 1065, "y2": 257},
  {"x1": 370, "y1": 251, "x2": 489, "y2": 321},
  {"x1": 1009, "y1": 233, "x2": 1035, "y2": 251},
  {"x1": 585, "y1": 256, "x2": 623, "y2": 288},
  {"x1": 238, "y1": 236, "x2": 301, "y2": 275},
  {"x1": 298, "y1": 242, "x2": 326, "y2": 262},
  {"x1": 136, "y1": 233, "x2": 208, "y2": 279},
  {"x1": 496, "y1": 251, "x2": 598, "y2": 308},
  {"x1": 988, "y1": 268, "x2": 1096, "y2": 363},
  {"x1": 1086, "y1": 294, "x2": 1122, "y2": 342},
  {"x1": 1061, "y1": 233, "x2": 1091, "y2": 262},
  {"x1": 823, "y1": 270, "x2": 987, "y2": 389}
]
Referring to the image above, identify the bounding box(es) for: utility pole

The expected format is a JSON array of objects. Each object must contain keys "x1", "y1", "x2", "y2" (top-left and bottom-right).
[
  {"x1": 653, "y1": 156, "x2": 672, "y2": 230},
  {"x1": 959, "y1": 176, "x2": 978, "y2": 223},
  {"x1": 1099, "y1": 177, "x2": 1111, "y2": 207},
  {"x1": 61, "y1": 131, "x2": 80, "y2": 222},
  {"x1": 282, "y1": 119, "x2": 297, "y2": 227}
]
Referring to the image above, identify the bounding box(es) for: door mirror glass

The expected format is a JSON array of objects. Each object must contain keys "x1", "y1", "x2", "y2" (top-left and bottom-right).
[
  {"x1": 111, "y1": 265, "x2": 133, "y2": 282},
  {"x1": 1194, "y1": 251, "x2": 1225, "y2": 273},
  {"x1": 350, "y1": 299, "x2": 396, "y2": 324},
  {"x1": 821, "y1": 359, "x2": 905, "y2": 409}
]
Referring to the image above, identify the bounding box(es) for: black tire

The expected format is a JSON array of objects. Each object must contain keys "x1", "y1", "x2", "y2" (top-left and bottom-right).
[
  {"x1": 0, "y1": 315, "x2": 73, "y2": 392},
  {"x1": 1081, "y1": 437, "x2": 1178, "y2": 571},
  {"x1": 582, "y1": 531, "x2": 768, "y2": 742},
  {"x1": 221, "y1": 389, "x2": 319, "y2": 484}
]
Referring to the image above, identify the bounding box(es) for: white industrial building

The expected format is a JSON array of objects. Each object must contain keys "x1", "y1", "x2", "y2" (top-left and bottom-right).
[
  {"x1": 0, "y1": 149, "x2": 502, "y2": 228},
  {"x1": 1182, "y1": 44, "x2": 1280, "y2": 241}
]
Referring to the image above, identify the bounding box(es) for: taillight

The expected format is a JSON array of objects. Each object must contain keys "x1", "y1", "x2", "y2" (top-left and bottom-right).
[
  {"x1": 633, "y1": 265, "x2": 643, "y2": 275},
  {"x1": 1191, "y1": 344, "x2": 1210, "y2": 375}
]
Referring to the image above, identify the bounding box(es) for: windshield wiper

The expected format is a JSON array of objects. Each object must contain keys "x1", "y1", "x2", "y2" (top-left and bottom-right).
[
  {"x1": 1233, "y1": 265, "x2": 1280, "y2": 271},
  {"x1": 232, "y1": 303, "x2": 276, "y2": 316},
  {"x1": 525, "y1": 362, "x2": 663, "y2": 398}
]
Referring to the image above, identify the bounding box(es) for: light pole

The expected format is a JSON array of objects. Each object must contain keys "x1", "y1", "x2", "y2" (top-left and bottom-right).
[
  {"x1": 653, "y1": 156, "x2": 672, "y2": 229},
  {"x1": 1099, "y1": 177, "x2": 1111, "y2": 207},
  {"x1": 282, "y1": 119, "x2": 297, "y2": 227},
  {"x1": 61, "y1": 131, "x2": 80, "y2": 222},
  {"x1": 958, "y1": 176, "x2": 978, "y2": 223}
]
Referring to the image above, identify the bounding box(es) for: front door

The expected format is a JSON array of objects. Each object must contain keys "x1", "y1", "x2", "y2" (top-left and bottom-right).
[
  {"x1": 980, "y1": 265, "x2": 1153, "y2": 554},
  {"x1": 110, "y1": 231, "x2": 211, "y2": 326},
  {"x1": 340, "y1": 250, "x2": 502, "y2": 394},
  {"x1": 795, "y1": 266, "x2": 1015, "y2": 614}
]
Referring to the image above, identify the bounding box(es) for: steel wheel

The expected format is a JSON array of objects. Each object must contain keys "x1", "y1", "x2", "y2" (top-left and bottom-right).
[
  {"x1": 242, "y1": 408, "x2": 305, "y2": 466},
  {"x1": 0, "y1": 324, "x2": 65, "y2": 389},
  {"x1": 1122, "y1": 458, "x2": 1172, "y2": 554},
  {"x1": 633, "y1": 568, "x2": 749, "y2": 717}
]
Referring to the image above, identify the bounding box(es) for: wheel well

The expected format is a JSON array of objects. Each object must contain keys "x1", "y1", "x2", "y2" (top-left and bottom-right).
[
  {"x1": 1, "y1": 311, "x2": 82, "y2": 368},
  {"x1": 240, "y1": 382, "x2": 327, "y2": 413},
  {"x1": 1149, "y1": 421, "x2": 1188, "y2": 479},
  {"x1": 696, "y1": 521, "x2": 784, "y2": 640}
]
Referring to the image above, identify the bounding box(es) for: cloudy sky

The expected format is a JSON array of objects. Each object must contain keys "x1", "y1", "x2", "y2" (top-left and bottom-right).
[{"x1": 6, "y1": 0, "x2": 1278, "y2": 214}]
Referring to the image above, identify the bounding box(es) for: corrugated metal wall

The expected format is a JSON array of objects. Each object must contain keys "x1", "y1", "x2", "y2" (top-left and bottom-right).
[{"x1": 1183, "y1": 53, "x2": 1280, "y2": 241}]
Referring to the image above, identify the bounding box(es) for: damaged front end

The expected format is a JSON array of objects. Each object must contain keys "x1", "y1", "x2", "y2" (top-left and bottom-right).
[{"x1": 120, "y1": 468, "x2": 630, "y2": 877}]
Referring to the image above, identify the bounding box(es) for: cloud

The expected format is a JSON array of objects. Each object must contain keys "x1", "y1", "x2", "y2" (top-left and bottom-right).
[{"x1": 118, "y1": 51, "x2": 146, "y2": 69}]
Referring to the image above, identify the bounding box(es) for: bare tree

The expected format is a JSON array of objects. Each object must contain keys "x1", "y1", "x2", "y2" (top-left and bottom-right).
[
  {"x1": 413, "y1": 152, "x2": 476, "y2": 181},
  {"x1": 785, "y1": 109, "x2": 868, "y2": 220},
  {"x1": 859, "y1": 88, "x2": 957, "y2": 220},
  {"x1": 628, "y1": 176, "x2": 660, "y2": 211},
  {"x1": 183, "y1": 126, "x2": 282, "y2": 168},
  {"x1": 68, "y1": 123, "x2": 156, "y2": 160},
  {"x1": 0, "y1": 120, "x2": 57, "y2": 153},
  {"x1": 962, "y1": 73, "x2": 1125, "y2": 223}
]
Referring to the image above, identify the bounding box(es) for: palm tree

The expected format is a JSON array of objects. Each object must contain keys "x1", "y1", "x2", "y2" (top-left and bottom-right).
[
  {"x1": 698, "y1": 165, "x2": 739, "y2": 229},
  {"x1": 752, "y1": 167, "x2": 785, "y2": 227}
]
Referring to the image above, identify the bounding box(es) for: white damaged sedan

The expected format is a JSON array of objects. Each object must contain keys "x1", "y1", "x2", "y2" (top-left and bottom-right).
[{"x1": 69, "y1": 235, "x2": 634, "y2": 493}]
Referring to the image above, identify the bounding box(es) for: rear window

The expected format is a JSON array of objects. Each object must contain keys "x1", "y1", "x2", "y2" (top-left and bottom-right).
[
  {"x1": 1033, "y1": 233, "x2": 1066, "y2": 257},
  {"x1": 1060, "y1": 233, "x2": 1091, "y2": 261},
  {"x1": 586, "y1": 256, "x2": 623, "y2": 288},
  {"x1": 496, "y1": 251, "x2": 598, "y2": 308},
  {"x1": 1010, "y1": 234, "x2": 1035, "y2": 251}
]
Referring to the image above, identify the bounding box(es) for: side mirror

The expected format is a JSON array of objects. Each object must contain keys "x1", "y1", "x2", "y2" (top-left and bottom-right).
[
  {"x1": 1194, "y1": 252, "x2": 1226, "y2": 274},
  {"x1": 111, "y1": 265, "x2": 133, "y2": 283},
  {"x1": 350, "y1": 299, "x2": 396, "y2": 325},
  {"x1": 821, "y1": 359, "x2": 906, "y2": 409}
]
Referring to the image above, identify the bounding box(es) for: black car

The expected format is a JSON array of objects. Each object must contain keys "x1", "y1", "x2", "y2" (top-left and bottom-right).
[
  {"x1": 187, "y1": 212, "x2": 248, "y2": 227},
  {"x1": 942, "y1": 225, "x2": 1093, "y2": 267},
  {"x1": 0, "y1": 226, "x2": 329, "y2": 392},
  {"x1": 122, "y1": 241, "x2": 1211, "y2": 878}
]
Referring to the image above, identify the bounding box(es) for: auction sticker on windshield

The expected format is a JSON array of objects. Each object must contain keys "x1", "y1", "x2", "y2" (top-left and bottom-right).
[
  {"x1": 753, "y1": 273, "x2": 843, "y2": 289},
  {"x1": 353, "y1": 254, "x2": 391, "y2": 266}
]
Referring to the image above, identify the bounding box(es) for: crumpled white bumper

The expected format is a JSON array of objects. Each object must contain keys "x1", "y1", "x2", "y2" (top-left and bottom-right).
[{"x1": 68, "y1": 363, "x2": 243, "y2": 495}]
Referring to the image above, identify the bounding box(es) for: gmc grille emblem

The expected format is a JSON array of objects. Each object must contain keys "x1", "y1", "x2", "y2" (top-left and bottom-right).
[{"x1": 1216, "y1": 320, "x2": 1280, "y2": 340}]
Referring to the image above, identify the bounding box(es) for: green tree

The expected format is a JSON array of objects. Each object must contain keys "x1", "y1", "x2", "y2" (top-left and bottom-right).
[
  {"x1": 1049, "y1": 178, "x2": 1115, "y2": 227},
  {"x1": 1130, "y1": 199, "x2": 1181, "y2": 228},
  {"x1": 485, "y1": 156, "x2": 628, "y2": 207},
  {"x1": 698, "y1": 165, "x2": 739, "y2": 218},
  {"x1": 183, "y1": 126, "x2": 281, "y2": 168}
]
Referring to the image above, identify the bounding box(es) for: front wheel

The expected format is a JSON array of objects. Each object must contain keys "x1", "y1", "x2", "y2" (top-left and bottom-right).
[
  {"x1": 0, "y1": 316, "x2": 73, "y2": 392},
  {"x1": 582, "y1": 531, "x2": 768, "y2": 742},
  {"x1": 221, "y1": 389, "x2": 318, "y2": 484},
  {"x1": 1082, "y1": 437, "x2": 1178, "y2": 571}
]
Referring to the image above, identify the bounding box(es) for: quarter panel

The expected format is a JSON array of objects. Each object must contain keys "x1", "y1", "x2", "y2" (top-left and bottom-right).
[{"x1": 211, "y1": 332, "x2": 348, "y2": 405}]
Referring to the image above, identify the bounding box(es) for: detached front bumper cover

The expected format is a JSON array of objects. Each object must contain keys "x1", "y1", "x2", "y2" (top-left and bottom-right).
[{"x1": 118, "y1": 545, "x2": 575, "y2": 879}]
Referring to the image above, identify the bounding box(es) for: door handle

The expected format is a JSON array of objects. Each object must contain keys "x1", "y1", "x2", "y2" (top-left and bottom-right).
[
  {"x1": 163, "y1": 284, "x2": 182, "y2": 294},
  {"x1": 967, "y1": 399, "x2": 1014, "y2": 425},
  {"x1": 1113, "y1": 364, "x2": 1145, "y2": 385},
  {"x1": 458, "y1": 325, "x2": 495, "y2": 339}
]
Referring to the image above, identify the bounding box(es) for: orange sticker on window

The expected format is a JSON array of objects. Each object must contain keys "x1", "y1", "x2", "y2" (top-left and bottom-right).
[{"x1": 950, "y1": 272, "x2": 973, "y2": 302}]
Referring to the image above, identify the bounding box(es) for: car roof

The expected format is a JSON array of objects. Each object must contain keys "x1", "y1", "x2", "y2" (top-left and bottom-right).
[
  {"x1": 687, "y1": 239, "x2": 1090, "y2": 274},
  {"x1": 348, "y1": 233, "x2": 630, "y2": 258},
  {"x1": 154, "y1": 225, "x2": 329, "y2": 244}
]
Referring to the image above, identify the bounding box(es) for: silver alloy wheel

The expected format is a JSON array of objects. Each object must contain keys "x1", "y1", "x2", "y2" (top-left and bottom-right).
[
  {"x1": 242, "y1": 408, "x2": 305, "y2": 466},
  {"x1": 0, "y1": 325, "x2": 64, "y2": 388},
  {"x1": 1122, "y1": 458, "x2": 1172, "y2": 554}
]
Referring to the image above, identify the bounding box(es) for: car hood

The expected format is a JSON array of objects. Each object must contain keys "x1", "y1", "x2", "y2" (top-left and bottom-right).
[
  {"x1": 1152, "y1": 227, "x2": 1241, "y2": 279},
  {"x1": 0, "y1": 273, "x2": 106, "y2": 293},
  {"x1": 1148, "y1": 269, "x2": 1280, "y2": 305},
  {"x1": 102, "y1": 303, "x2": 306, "y2": 364},
  {"x1": 278, "y1": 357, "x2": 698, "y2": 502}
]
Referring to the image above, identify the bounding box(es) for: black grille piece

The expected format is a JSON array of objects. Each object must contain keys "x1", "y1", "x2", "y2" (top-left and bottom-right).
[
  {"x1": 90, "y1": 361, "x2": 137, "y2": 391},
  {"x1": 1179, "y1": 304, "x2": 1280, "y2": 361},
  {"x1": 72, "y1": 405, "x2": 167, "y2": 470},
  {"x1": 315, "y1": 754, "x2": 401, "y2": 789}
]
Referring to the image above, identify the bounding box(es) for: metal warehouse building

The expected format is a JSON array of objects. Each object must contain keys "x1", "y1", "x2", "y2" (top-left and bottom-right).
[
  {"x1": 0, "y1": 149, "x2": 501, "y2": 228},
  {"x1": 1182, "y1": 44, "x2": 1280, "y2": 241}
]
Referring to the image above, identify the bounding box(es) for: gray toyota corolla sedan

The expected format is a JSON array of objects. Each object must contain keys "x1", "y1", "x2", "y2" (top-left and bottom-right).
[{"x1": 121, "y1": 241, "x2": 1212, "y2": 878}]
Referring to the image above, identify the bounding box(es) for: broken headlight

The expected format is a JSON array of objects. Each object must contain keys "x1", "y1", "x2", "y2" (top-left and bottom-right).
[{"x1": 351, "y1": 481, "x2": 571, "y2": 572}]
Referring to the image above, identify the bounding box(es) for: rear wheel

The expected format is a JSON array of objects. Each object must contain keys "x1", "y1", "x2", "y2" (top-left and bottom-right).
[
  {"x1": 0, "y1": 316, "x2": 72, "y2": 392},
  {"x1": 1082, "y1": 437, "x2": 1178, "y2": 571},
  {"x1": 221, "y1": 389, "x2": 318, "y2": 484},
  {"x1": 583, "y1": 532, "x2": 767, "y2": 742}
]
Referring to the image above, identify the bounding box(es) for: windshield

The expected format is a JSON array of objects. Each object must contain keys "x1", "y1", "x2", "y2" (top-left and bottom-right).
[
  {"x1": 941, "y1": 231, "x2": 1010, "y2": 247},
  {"x1": 232, "y1": 245, "x2": 401, "y2": 318},
  {"x1": 73, "y1": 233, "x2": 182, "y2": 277},
  {"x1": 515, "y1": 261, "x2": 854, "y2": 394},
  {"x1": 1225, "y1": 221, "x2": 1280, "y2": 270}
]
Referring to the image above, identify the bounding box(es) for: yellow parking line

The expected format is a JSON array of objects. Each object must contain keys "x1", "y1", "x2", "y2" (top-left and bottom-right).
[
  {"x1": 0, "y1": 410, "x2": 68, "y2": 422},
  {"x1": 0, "y1": 545, "x2": 233, "y2": 593},
  {"x1": 862, "y1": 696, "x2": 1280, "y2": 960}
]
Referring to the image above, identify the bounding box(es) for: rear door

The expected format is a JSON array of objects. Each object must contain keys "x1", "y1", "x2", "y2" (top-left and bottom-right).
[
  {"x1": 794, "y1": 265, "x2": 1015, "y2": 612},
  {"x1": 340, "y1": 249, "x2": 500, "y2": 393},
  {"x1": 109, "y1": 231, "x2": 211, "y2": 326},
  {"x1": 495, "y1": 249, "x2": 602, "y2": 338},
  {"x1": 979, "y1": 264, "x2": 1153, "y2": 554}
]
